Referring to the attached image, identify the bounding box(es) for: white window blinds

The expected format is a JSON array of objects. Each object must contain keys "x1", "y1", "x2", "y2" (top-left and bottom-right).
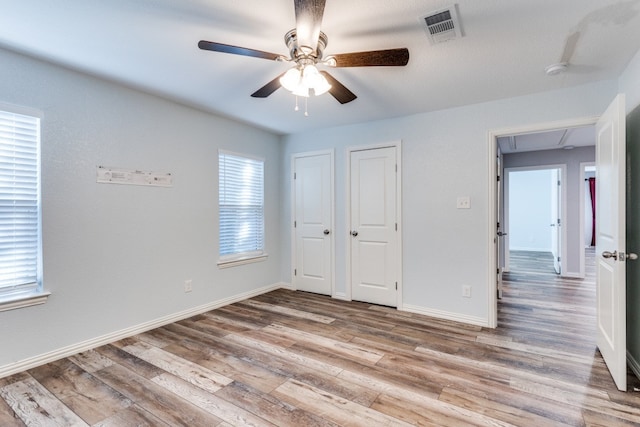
[
  {"x1": 0, "y1": 110, "x2": 40, "y2": 296},
  {"x1": 219, "y1": 152, "x2": 264, "y2": 259}
]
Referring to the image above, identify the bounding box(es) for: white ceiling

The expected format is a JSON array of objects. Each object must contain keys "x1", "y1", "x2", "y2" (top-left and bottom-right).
[
  {"x1": 497, "y1": 125, "x2": 596, "y2": 154},
  {"x1": 1, "y1": 0, "x2": 639, "y2": 135}
]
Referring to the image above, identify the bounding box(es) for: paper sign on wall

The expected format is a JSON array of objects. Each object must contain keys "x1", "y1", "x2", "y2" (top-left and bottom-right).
[{"x1": 96, "y1": 166, "x2": 172, "y2": 187}]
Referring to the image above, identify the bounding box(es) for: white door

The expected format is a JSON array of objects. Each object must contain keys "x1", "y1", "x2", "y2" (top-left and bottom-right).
[
  {"x1": 350, "y1": 146, "x2": 398, "y2": 307},
  {"x1": 550, "y1": 169, "x2": 561, "y2": 274},
  {"x1": 496, "y1": 154, "x2": 505, "y2": 299},
  {"x1": 596, "y1": 94, "x2": 627, "y2": 391},
  {"x1": 293, "y1": 153, "x2": 333, "y2": 295}
]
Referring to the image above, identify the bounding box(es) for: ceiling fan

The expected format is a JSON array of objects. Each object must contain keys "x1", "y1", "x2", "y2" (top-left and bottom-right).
[
  {"x1": 545, "y1": 31, "x2": 580, "y2": 76},
  {"x1": 198, "y1": 0, "x2": 409, "y2": 105}
]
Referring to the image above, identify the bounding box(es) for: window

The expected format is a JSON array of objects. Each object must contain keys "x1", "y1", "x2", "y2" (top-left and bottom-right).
[
  {"x1": 0, "y1": 108, "x2": 47, "y2": 311},
  {"x1": 218, "y1": 151, "x2": 266, "y2": 267}
]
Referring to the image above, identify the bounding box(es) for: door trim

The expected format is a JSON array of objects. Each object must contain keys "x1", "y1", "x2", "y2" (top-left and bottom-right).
[
  {"x1": 291, "y1": 149, "x2": 335, "y2": 296},
  {"x1": 345, "y1": 141, "x2": 403, "y2": 308},
  {"x1": 487, "y1": 116, "x2": 598, "y2": 328},
  {"x1": 503, "y1": 164, "x2": 567, "y2": 275}
]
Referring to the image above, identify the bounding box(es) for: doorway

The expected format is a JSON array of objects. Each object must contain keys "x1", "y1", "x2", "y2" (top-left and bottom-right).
[
  {"x1": 504, "y1": 166, "x2": 566, "y2": 276},
  {"x1": 488, "y1": 117, "x2": 598, "y2": 328},
  {"x1": 488, "y1": 95, "x2": 628, "y2": 391}
]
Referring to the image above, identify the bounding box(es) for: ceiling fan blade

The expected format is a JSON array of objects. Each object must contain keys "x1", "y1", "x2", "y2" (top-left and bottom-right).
[
  {"x1": 331, "y1": 48, "x2": 409, "y2": 67},
  {"x1": 251, "y1": 73, "x2": 284, "y2": 98},
  {"x1": 294, "y1": 0, "x2": 326, "y2": 53},
  {"x1": 320, "y1": 71, "x2": 357, "y2": 104},
  {"x1": 560, "y1": 32, "x2": 580, "y2": 64},
  {"x1": 198, "y1": 40, "x2": 281, "y2": 61}
]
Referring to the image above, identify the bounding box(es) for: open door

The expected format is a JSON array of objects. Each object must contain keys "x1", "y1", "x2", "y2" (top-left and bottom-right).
[
  {"x1": 596, "y1": 94, "x2": 627, "y2": 391},
  {"x1": 496, "y1": 153, "x2": 505, "y2": 299},
  {"x1": 550, "y1": 169, "x2": 561, "y2": 274}
]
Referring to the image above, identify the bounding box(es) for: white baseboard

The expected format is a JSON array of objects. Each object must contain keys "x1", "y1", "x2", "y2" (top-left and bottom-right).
[
  {"x1": 628, "y1": 350, "x2": 640, "y2": 382},
  {"x1": 332, "y1": 292, "x2": 349, "y2": 301},
  {"x1": 402, "y1": 304, "x2": 489, "y2": 327},
  {"x1": 279, "y1": 282, "x2": 295, "y2": 291},
  {"x1": 561, "y1": 272, "x2": 584, "y2": 279},
  {"x1": 0, "y1": 282, "x2": 287, "y2": 379}
]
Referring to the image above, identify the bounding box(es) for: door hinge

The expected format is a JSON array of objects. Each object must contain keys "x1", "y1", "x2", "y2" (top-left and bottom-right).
[
  {"x1": 395, "y1": 223, "x2": 398, "y2": 231},
  {"x1": 294, "y1": 172, "x2": 296, "y2": 179},
  {"x1": 395, "y1": 164, "x2": 398, "y2": 172},
  {"x1": 557, "y1": 180, "x2": 561, "y2": 186},
  {"x1": 557, "y1": 256, "x2": 561, "y2": 262},
  {"x1": 395, "y1": 282, "x2": 398, "y2": 290},
  {"x1": 497, "y1": 175, "x2": 501, "y2": 182},
  {"x1": 294, "y1": 221, "x2": 296, "y2": 228},
  {"x1": 497, "y1": 268, "x2": 500, "y2": 274},
  {"x1": 294, "y1": 269, "x2": 297, "y2": 276}
]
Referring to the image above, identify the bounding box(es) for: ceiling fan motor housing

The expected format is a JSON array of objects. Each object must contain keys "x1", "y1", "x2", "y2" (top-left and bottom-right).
[{"x1": 285, "y1": 29, "x2": 328, "y2": 62}]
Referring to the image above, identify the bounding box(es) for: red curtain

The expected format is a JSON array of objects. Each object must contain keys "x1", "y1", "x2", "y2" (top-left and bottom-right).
[{"x1": 589, "y1": 177, "x2": 596, "y2": 246}]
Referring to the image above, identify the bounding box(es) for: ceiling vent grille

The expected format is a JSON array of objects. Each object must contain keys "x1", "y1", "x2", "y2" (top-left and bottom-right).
[{"x1": 421, "y1": 5, "x2": 463, "y2": 44}]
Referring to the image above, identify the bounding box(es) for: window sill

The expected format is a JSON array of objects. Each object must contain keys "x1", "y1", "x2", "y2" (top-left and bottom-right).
[
  {"x1": 0, "y1": 291, "x2": 51, "y2": 312},
  {"x1": 217, "y1": 253, "x2": 268, "y2": 269}
]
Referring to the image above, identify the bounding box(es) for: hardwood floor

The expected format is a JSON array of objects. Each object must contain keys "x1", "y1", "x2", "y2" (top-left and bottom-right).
[{"x1": 2, "y1": 249, "x2": 640, "y2": 426}]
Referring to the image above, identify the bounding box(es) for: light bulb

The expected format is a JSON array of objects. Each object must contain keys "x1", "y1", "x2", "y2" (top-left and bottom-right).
[
  {"x1": 312, "y1": 75, "x2": 331, "y2": 96},
  {"x1": 279, "y1": 67, "x2": 302, "y2": 92},
  {"x1": 302, "y1": 64, "x2": 331, "y2": 96}
]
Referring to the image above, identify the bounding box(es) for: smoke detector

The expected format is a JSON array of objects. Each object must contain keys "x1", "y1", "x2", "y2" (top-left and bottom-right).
[{"x1": 421, "y1": 5, "x2": 463, "y2": 44}]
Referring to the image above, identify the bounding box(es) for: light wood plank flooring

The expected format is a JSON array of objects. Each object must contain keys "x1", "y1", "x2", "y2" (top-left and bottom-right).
[{"x1": 2, "y1": 249, "x2": 640, "y2": 426}]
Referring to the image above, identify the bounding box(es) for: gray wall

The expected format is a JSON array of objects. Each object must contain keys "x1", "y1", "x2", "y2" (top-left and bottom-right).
[
  {"x1": 503, "y1": 146, "x2": 596, "y2": 276},
  {"x1": 0, "y1": 48, "x2": 282, "y2": 369}
]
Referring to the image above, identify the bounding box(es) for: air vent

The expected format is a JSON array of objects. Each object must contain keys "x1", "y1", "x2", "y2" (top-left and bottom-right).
[{"x1": 421, "y1": 5, "x2": 463, "y2": 44}]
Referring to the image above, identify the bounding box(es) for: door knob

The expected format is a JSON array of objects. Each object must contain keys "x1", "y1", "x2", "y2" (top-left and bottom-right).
[
  {"x1": 626, "y1": 252, "x2": 638, "y2": 261},
  {"x1": 351, "y1": 230, "x2": 358, "y2": 237},
  {"x1": 602, "y1": 250, "x2": 618, "y2": 260},
  {"x1": 323, "y1": 229, "x2": 330, "y2": 235},
  {"x1": 497, "y1": 232, "x2": 508, "y2": 236}
]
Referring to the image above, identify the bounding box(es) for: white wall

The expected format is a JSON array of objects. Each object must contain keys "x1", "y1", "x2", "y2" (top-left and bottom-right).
[
  {"x1": 0, "y1": 48, "x2": 282, "y2": 371},
  {"x1": 507, "y1": 169, "x2": 554, "y2": 252},
  {"x1": 281, "y1": 80, "x2": 617, "y2": 325}
]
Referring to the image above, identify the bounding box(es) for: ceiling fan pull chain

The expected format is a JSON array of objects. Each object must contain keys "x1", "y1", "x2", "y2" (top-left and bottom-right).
[
  {"x1": 294, "y1": 96, "x2": 299, "y2": 112},
  {"x1": 305, "y1": 97, "x2": 309, "y2": 117}
]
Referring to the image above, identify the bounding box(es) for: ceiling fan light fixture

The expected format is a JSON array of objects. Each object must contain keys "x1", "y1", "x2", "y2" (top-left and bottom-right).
[
  {"x1": 292, "y1": 83, "x2": 310, "y2": 97},
  {"x1": 302, "y1": 64, "x2": 331, "y2": 95},
  {"x1": 312, "y1": 77, "x2": 331, "y2": 96},
  {"x1": 280, "y1": 67, "x2": 302, "y2": 91}
]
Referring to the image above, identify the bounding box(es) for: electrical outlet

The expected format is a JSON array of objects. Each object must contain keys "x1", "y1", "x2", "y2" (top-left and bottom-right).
[
  {"x1": 462, "y1": 285, "x2": 471, "y2": 298},
  {"x1": 456, "y1": 196, "x2": 471, "y2": 209},
  {"x1": 184, "y1": 279, "x2": 192, "y2": 293}
]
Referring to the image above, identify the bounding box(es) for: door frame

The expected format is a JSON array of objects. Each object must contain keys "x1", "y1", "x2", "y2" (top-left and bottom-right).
[
  {"x1": 487, "y1": 116, "x2": 598, "y2": 328},
  {"x1": 503, "y1": 164, "x2": 567, "y2": 274},
  {"x1": 345, "y1": 140, "x2": 403, "y2": 308},
  {"x1": 291, "y1": 149, "x2": 336, "y2": 296}
]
